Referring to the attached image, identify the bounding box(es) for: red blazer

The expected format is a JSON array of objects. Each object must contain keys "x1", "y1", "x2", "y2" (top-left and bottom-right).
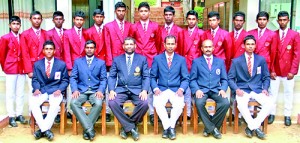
[
  {"x1": 21, "y1": 28, "x2": 47, "y2": 73},
  {"x1": 202, "y1": 28, "x2": 232, "y2": 70},
  {"x1": 63, "y1": 27, "x2": 87, "y2": 70},
  {"x1": 86, "y1": 25, "x2": 106, "y2": 61},
  {"x1": 129, "y1": 21, "x2": 160, "y2": 67},
  {"x1": 273, "y1": 29, "x2": 300, "y2": 77},
  {"x1": 0, "y1": 32, "x2": 24, "y2": 74},
  {"x1": 104, "y1": 20, "x2": 131, "y2": 66},
  {"x1": 230, "y1": 29, "x2": 249, "y2": 59},
  {"x1": 248, "y1": 28, "x2": 277, "y2": 71},
  {"x1": 46, "y1": 28, "x2": 66, "y2": 60},
  {"x1": 158, "y1": 24, "x2": 184, "y2": 54},
  {"x1": 181, "y1": 27, "x2": 204, "y2": 72}
]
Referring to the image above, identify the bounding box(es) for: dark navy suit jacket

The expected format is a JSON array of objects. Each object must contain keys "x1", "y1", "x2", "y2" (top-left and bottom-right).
[{"x1": 32, "y1": 58, "x2": 69, "y2": 94}]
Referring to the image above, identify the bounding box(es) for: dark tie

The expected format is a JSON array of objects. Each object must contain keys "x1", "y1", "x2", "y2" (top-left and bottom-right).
[{"x1": 127, "y1": 56, "x2": 132, "y2": 75}]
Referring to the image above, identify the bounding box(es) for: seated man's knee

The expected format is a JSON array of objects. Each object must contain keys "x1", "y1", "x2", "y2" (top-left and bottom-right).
[
  {"x1": 195, "y1": 99, "x2": 206, "y2": 107},
  {"x1": 93, "y1": 99, "x2": 103, "y2": 108}
]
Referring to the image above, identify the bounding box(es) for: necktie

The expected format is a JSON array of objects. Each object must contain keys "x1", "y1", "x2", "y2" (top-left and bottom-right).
[
  {"x1": 87, "y1": 58, "x2": 91, "y2": 67},
  {"x1": 143, "y1": 23, "x2": 147, "y2": 33},
  {"x1": 281, "y1": 31, "x2": 285, "y2": 45},
  {"x1": 15, "y1": 36, "x2": 19, "y2": 44},
  {"x1": 211, "y1": 30, "x2": 215, "y2": 39},
  {"x1": 120, "y1": 22, "x2": 124, "y2": 35},
  {"x1": 234, "y1": 31, "x2": 238, "y2": 41},
  {"x1": 78, "y1": 29, "x2": 81, "y2": 42},
  {"x1": 247, "y1": 56, "x2": 252, "y2": 76},
  {"x1": 59, "y1": 29, "x2": 63, "y2": 42},
  {"x1": 189, "y1": 30, "x2": 192, "y2": 37},
  {"x1": 127, "y1": 56, "x2": 132, "y2": 75},
  {"x1": 98, "y1": 28, "x2": 102, "y2": 38},
  {"x1": 206, "y1": 57, "x2": 212, "y2": 70},
  {"x1": 36, "y1": 30, "x2": 40, "y2": 42},
  {"x1": 46, "y1": 61, "x2": 51, "y2": 78},
  {"x1": 258, "y1": 29, "x2": 262, "y2": 39},
  {"x1": 168, "y1": 57, "x2": 172, "y2": 68},
  {"x1": 166, "y1": 26, "x2": 170, "y2": 35}
]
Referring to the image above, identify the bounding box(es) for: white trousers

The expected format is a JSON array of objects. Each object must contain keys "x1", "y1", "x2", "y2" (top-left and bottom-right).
[
  {"x1": 236, "y1": 91, "x2": 274, "y2": 131},
  {"x1": 6, "y1": 74, "x2": 26, "y2": 117},
  {"x1": 269, "y1": 76, "x2": 295, "y2": 116},
  {"x1": 153, "y1": 89, "x2": 184, "y2": 130},
  {"x1": 30, "y1": 93, "x2": 62, "y2": 132}
]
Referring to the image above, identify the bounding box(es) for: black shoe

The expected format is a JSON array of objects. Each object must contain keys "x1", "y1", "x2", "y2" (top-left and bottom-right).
[
  {"x1": 162, "y1": 129, "x2": 169, "y2": 139},
  {"x1": 187, "y1": 116, "x2": 191, "y2": 120},
  {"x1": 16, "y1": 115, "x2": 28, "y2": 124},
  {"x1": 9, "y1": 117, "x2": 18, "y2": 127},
  {"x1": 284, "y1": 116, "x2": 291, "y2": 126},
  {"x1": 168, "y1": 128, "x2": 176, "y2": 140},
  {"x1": 44, "y1": 130, "x2": 54, "y2": 141},
  {"x1": 150, "y1": 114, "x2": 154, "y2": 125},
  {"x1": 83, "y1": 132, "x2": 89, "y2": 140},
  {"x1": 130, "y1": 128, "x2": 139, "y2": 141},
  {"x1": 33, "y1": 129, "x2": 42, "y2": 140},
  {"x1": 203, "y1": 130, "x2": 209, "y2": 137},
  {"x1": 268, "y1": 115, "x2": 275, "y2": 124},
  {"x1": 54, "y1": 115, "x2": 60, "y2": 124},
  {"x1": 85, "y1": 128, "x2": 95, "y2": 141},
  {"x1": 245, "y1": 127, "x2": 253, "y2": 138},
  {"x1": 67, "y1": 112, "x2": 72, "y2": 119},
  {"x1": 106, "y1": 113, "x2": 111, "y2": 122},
  {"x1": 120, "y1": 128, "x2": 128, "y2": 139},
  {"x1": 211, "y1": 128, "x2": 222, "y2": 139},
  {"x1": 254, "y1": 128, "x2": 266, "y2": 140},
  {"x1": 198, "y1": 116, "x2": 201, "y2": 123}
]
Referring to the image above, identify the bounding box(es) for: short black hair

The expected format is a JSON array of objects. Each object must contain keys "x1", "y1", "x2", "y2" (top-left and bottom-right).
[
  {"x1": 74, "y1": 11, "x2": 85, "y2": 19},
  {"x1": 43, "y1": 40, "x2": 55, "y2": 49},
  {"x1": 30, "y1": 11, "x2": 42, "y2": 19},
  {"x1": 53, "y1": 11, "x2": 64, "y2": 19},
  {"x1": 164, "y1": 35, "x2": 177, "y2": 43},
  {"x1": 93, "y1": 9, "x2": 104, "y2": 16},
  {"x1": 115, "y1": 2, "x2": 126, "y2": 10},
  {"x1": 164, "y1": 6, "x2": 175, "y2": 15},
  {"x1": 233, "y1": 11, "x2": 245, "y2": 21},
  {"x1": 243, "y1": 35, "x2": 256, "y2": 44},
  {"x1": 256, "y1": 11, "x2": 269, "y2": 20},
  {"x1": 278, "y1": 11, "x2": 289, "y2": 19},
  {"x1": 208, "y1": 11, "x2": 220, "y2": 19},
  {"x1": 124, "y1": 37, "x2": 136, "y2": 44},
  {"x1": 138, "y1": 2, "x2": 150, "y2": 11},
  {"x1": 9, "y1": 16, "x2": 21, "y2": 24},
  {"x1": 85, "y1": 40, "x2": 96, "y2": 48},
  {"x1": 186, "y1": 10, "x2": 198, "y2": 19}
]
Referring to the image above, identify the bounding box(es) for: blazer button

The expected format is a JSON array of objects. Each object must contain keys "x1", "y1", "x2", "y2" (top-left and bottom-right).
[{"x1": 88, "y1": 78, "x2": 91, "y2": 80}]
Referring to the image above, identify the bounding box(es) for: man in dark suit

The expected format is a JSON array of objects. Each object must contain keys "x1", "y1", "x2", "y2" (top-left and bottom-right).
[
  {"x1": 30, "y1": 40, "x2": 69, "y2": 141},
  {"x1": 190, "y1": 39, "x2": 229, "y2": 139},
  {"x1": 151, "y1": 35, "x2": 189, "y2": 140},
  {"x1": 70, "y1": 40, "x2": 107, "y2": 141},
  {"x1": 228, "y1": 35, "x2": 274, "y2": 140},
  {"x1": 108, "y1": 37, "x2": 149, "y2": 141}
]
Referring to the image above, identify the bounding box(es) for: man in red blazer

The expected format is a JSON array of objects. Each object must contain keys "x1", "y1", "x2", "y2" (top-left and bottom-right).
[
  {"x1": 63, "y1": 10, "x2": 87, "y2": 71},
  {"x1": 158, "y1": 6, "x2": 183, "y2": 54},
  {"x1": 0, "y1": 16, "x2": 27, "y2": 127},
  {"x1": 86, "y1": 9, "x2": 106, "y2": 61},
  {"x1": 46, "y1": 11, "x2": 65, "y2": 60},
  {"x1": 104, "y1": 2, "x2": 131, "y2": 67},
  {"x1": 202, "y1": 11, "x2": 232, "y2": 71},
  {"x1": 128, "y1": 2, "x2": 160, "y2": 67},
  {"x1": 248, "y1": 11, "x2": 277, "y2": 71},
  {"x1": 269, "y1": 11, "x2": 300, "y2": 126}
]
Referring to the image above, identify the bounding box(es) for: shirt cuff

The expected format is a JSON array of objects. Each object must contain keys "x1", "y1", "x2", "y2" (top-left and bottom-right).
[
  {"x1": 153, "y1": 87, "x2": 159, "y2": 92},
  {"x1": 179, "y1": 88, "x2": 184, "y2": 92}
]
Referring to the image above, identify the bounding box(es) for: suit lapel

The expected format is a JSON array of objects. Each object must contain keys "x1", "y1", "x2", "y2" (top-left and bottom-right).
[
  {"x1": 161, "y1": 53, "x2": 169, "y2": 70},
  {"x1": 129, "y1": 55, "x2": 138, "y2": 75},
  {"x1": 71, "y1": 28, "x2": 82, "y2": 51},
  {"x1": 89, "y1": 57, "x2": 97, "y2": 71},
  {"x1": 39, "y1": 59, "x2": 47, "y2": 80},
  {"x1": 184, "y1": 30, "x2": 193, "y2": 54},
  {"x1": 37, "y1": 30, "x2": 46, "y2": 55},
  {"x1": 200, "y1": 56, "x2": 210, "y2": 72},
  {"x1": 213, "y1": 29, "x2": 221, "y2": 46},
  {"x1": 120, "y1": 55, "x2": 129, "y2": 77},
  {"x1": 170, "y1": 54, "x2": 178, "y2": 69},
  {"x1": 280, "y1": 29, "x2": 292, "y2": 58},
  {"x1": 241, "y1": 55, "x2": 251, "y2": 78},
  {"x1": 29, "y1": 28, "x2": 40, "y2": 47},
  {"x1": 252, "y1": 55, "x2": 259, "y2": 77},
  {"x1": 113, "y1": 20, "x2": 125, "y2": 43},
  {"x1": 52, "y1": 29, "x2": 63, "y2": 46}
]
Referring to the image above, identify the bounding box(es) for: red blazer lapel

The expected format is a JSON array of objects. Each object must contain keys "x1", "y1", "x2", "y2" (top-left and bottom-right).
[
  {"x1": 124, "y1": 21, "x2": 131, "y2": 37},
  {"x1": 37, "y1": 30, "x2": 46, "y2": 55},
  {"x1": 112, "y1": 20, "x2": 124, "y2": 43},
  {"x1": 71, "y1": 28, "x2": 82, "y2": 50},
  {"x1": 213, "y1": 29, "x2": 221, "y2": 47},
  {"x1": 29, "y1": 28, "x2": 40, "y2": 48},
  {"x1": 52, "y1": 29, "x2": 63, "y2": 46},
  {"x1": 184, "y1": 30, "x2": 193, "y2": 54},
  {"x1": 137, "y1": 22, "x2": 150, "y2": 45},
  {"x1": 280, "y1": 29, "x2": 292, "y2": 58}
]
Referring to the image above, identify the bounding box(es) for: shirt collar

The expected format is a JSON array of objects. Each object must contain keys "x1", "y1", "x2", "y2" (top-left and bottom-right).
[
  {"x1": 234, "y1": 28, "x2": 243, "y2": 35},
  {"x1": 188, "y1": 25, "x2": 196, "y2": 32},
  {"x1": 55, "y1": 27, "x2": 63, "y2": 34},
  {"x1": 74, "y1": 26, "x2": 82, "y2": 32},
  {"x1": 140, "y1": 19, "x2": 150, "y2": 27},
  {"x1": 45, "y1": 57, "x2": 54, "y2": 63},
  {"x1": 211, "y1": 26, "x2": 219, "y2": 33},
  {"x1": 165, "y1": 52, "x2": 174, "y2": 60},
  {"x1": 279, "y1": 28, "x2": 289, "y2": 35},
  {"x1": 32, "y1": 27, "x2": 41, "y2": 33},
  {"x1": 11, "y1": 31, "x2": 19, "y2": 37},
  {"x1": 94, "y1": 23, "x2": 104, "y2": 31},
  {"x1": 258, "y1": 27, "x2": 266, "y2": 34},
  {"x1": 203, "y1": 55, "x2": 213, "y2": 61},
  {"x1": 86, "y1": 56, "x2": 94, "y2": 62},
  {"x1": 125, "y1": 53, "x2": 134, "y2": 58},
  {"x1": 116, "y1": 18, "x2": 125, "y2": 25},
  {"x1": 165, "y1": 22, "x2": 174, "y2": 29}
]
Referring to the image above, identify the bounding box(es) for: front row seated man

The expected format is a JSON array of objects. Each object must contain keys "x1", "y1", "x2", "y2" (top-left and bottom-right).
[
  {"x1": 228, "y1": 35, "x2": 274, "y2": 140},
  {"x1": 151, "y1": 35, "x2": 189, "y2": 140},
  {"x1": 108, "y1": 37, "x2": 149, "y2": 141},
  {"x1": 70, "y1": 40, "x2": 107, "y2": 141},
  {"x1": 190, "y1": 39, "x2": 229, "y2": 139},
  {"x1": 30, "y1": 40, "x2": 69, "y2": 141}
]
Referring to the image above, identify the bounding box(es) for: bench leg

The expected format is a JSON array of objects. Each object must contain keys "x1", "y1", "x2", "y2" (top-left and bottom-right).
[
  {"x1": 114, "y1": 116, "x2": 119, "y2": 135},
  {"x1": 102, "y1": 103, "x2": 106, "y2": 135},
  {"x1": 143, "y1": 114, "x2": 148, "y2": 134},
  {"x1": 183, "y1": 103, "x2": 187, "y2": 134},
  {"x1": 60, "y1": 103, "x2": 65, "y2": 135},
  {"x1": 154, "y1": 108, "x2": 158, "y2": 134},
  {"x1": 193, "y1": 103, "x2": 198, "y2": 134},
  {"x1": 72, "y1": 114, "x2": 78, "y2": 135},
  {"x1": 233, "y1": 101, "x2": 239, "y2": 134}
]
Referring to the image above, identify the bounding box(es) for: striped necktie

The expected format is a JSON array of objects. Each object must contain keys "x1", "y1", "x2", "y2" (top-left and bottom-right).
[{"x1": 247, "y1": 56, "x2": 252, "y2": 76}]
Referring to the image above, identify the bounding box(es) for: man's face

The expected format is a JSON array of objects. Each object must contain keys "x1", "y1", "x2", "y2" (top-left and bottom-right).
[
  {"x1": 115, "y1": 7, "x2": 126, "y2": 21},
  {"x1": 85, "y1": 43, "x2": 95, "y2": 57},
  {"x1": 244, "y1": 39, "x2": 256, "y2": 54},
  {"x1": 93, "y1": 14, "x2": 105, "y2": 26},
  {"x1": 277, "y1": 16, "x2": 289, "y2": 29},
  {"x1": 256, "y1": 16, "x2": 268, "y2": 29},
  {"x1": 233, "y1": 16, "x2": 245, "y2": 30},
  {"x1": 138, "y1": 7, "x2": 150, "y2": 21},
  {"x1": 187, "y1": 15, "x2": 197, "y2": 28},
  {"x1": 53, "y1": 16, "x2": 64, "y2": 29},
  {"x1": 9, "y1": 21, "x2": 21, "y2": 33},
  {"x1": 208, "y1": 16, "x2": 220, "y2": 29},
  {"x1": 164, "y1": 38, "x2": 177, "y2": 55},
  {"x1": 73, "y1": 16, "x2": 85, "y2": 28},
  {"x1": 123, "y1": 39, "x2": 136, "y2": 55},
  {"x1": 201, "y1": 40, "x2": 214, "y2": 57},
  {"x1": 43, "y1": 45, "x2": 55, "y2": 59},
  {"x1": 164, "y1": 11, "x2": 174, "y2": 25},
  {"x1": 30, "y1": 14, "x2": 42, "y2": 29}
]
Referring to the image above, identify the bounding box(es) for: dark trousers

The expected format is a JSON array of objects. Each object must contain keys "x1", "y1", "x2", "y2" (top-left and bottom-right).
[
  {"x1": 109, "y1": 91, "x2": 149, "y2": 132},
  {"x1": 194, "y1": 91, "x2": 229, "y2": 133}
]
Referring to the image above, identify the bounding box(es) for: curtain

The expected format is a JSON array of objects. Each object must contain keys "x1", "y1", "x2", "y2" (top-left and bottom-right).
[
  {"x1": 0, "y1": 0, "x2": 9, "y2": 36},
  {"x1": 13, "y1": 0, "x2": 33, "y2": 33},
  {"x1": 34, "y1": 0, "x2": 56, "y2": 30}
]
